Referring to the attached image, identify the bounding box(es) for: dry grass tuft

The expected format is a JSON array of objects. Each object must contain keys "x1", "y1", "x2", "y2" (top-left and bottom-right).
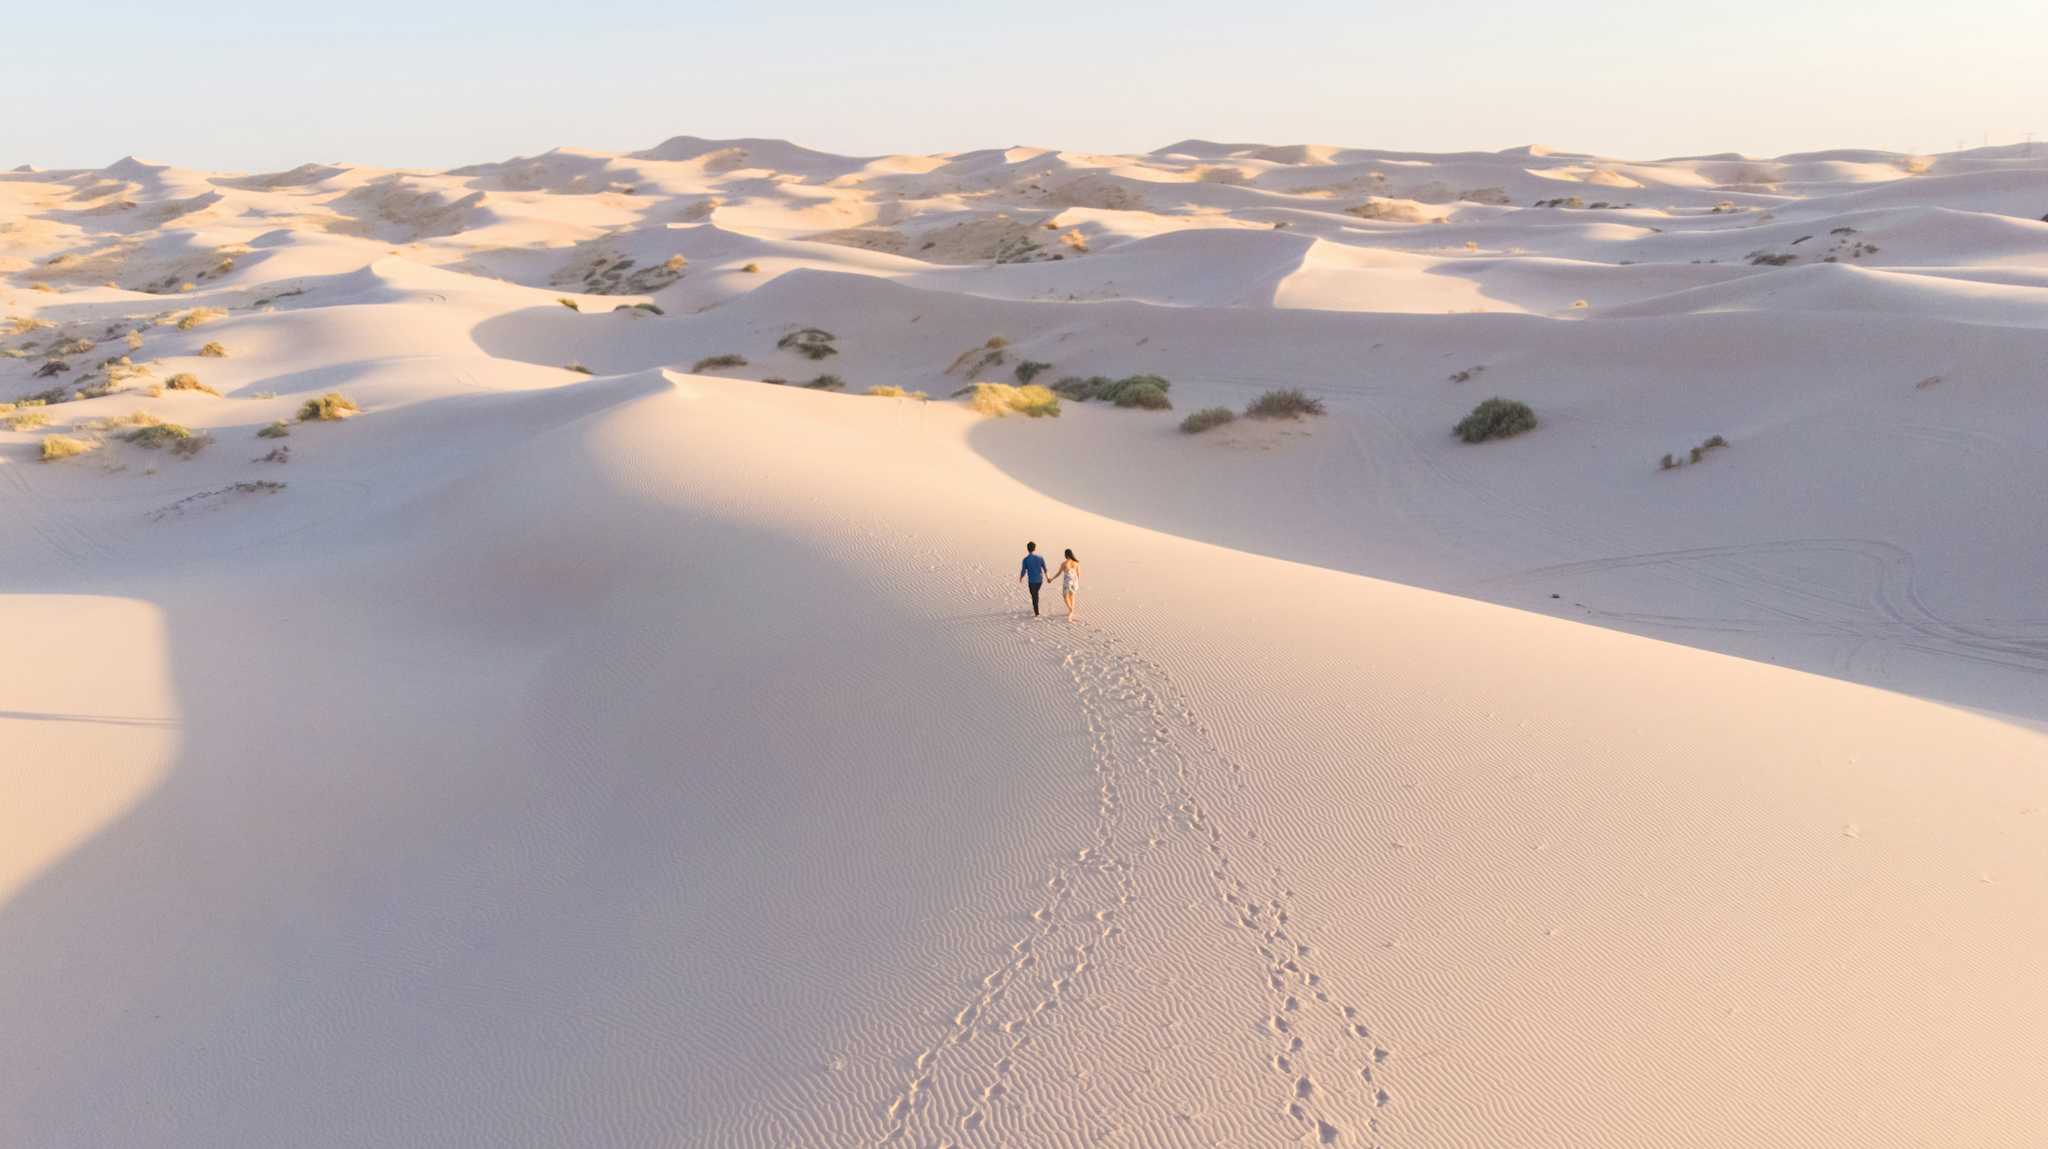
[
  {"x1": 40, "y1": 435, "x2": 97, "y2": 461},
  {"x1": 1180, "y1": 407, "x2": 1236, "y2": 434},
  {"x1": 173, "y1": 307, "x2": 227, "y2": 330},
  {"x1": 298, "y1": 392, "x2": 359, "y2": 421},
  {"x1": 866, "y1": 385, "x2": 928, "y2": 399},
  {"x1": 691, "y1": 353, "x2": 748, "y2": 372},
  {"x1": 199, "y1": 341, "x2": 227, "y2": 358},
  {"x1": 557, "y1": 297, "x2": 581, "y2": 311},
  {"x1": 257, "y1": 421, "x2": 291, "y2": 439},
  {"x1": 166, "y1": 373, "x2": 221, "y2": 396},
  {"x1": 777, "y1": 328, "x2": 839, "y2": 359},
  {"x1": 8, "y1": 410, "x2": 53, "y2": 431},
  {"x1": 965, "y1": 382, "x2": 1060, "y2": 418}
]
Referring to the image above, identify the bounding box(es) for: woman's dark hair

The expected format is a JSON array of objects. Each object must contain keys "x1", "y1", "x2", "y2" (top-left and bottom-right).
[{"x1": 1064, "y1": 549, "x2": 1076, "y2": 562}]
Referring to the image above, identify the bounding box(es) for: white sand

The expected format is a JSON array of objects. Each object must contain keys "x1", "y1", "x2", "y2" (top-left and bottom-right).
[{"x1": 3, "y1": 139, "x2": 2046, "y2": 1147}]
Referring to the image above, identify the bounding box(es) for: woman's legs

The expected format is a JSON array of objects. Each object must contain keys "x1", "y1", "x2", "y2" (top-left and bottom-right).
[{"x1": 1063, "y1": 590, "x2": 1076, "y2": 621}]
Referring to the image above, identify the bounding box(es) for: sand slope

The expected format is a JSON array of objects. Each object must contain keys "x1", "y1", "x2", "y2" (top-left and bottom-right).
[{"x1": 4, "y1": 138, "x2": 2047, "y2": 1148}]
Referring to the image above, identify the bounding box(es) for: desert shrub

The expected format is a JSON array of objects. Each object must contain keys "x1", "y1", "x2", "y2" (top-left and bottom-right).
[
  {"x1": 1689, "y1": 434, "x2": 1729, "y2": 463},
  {"x1": 1115, "y1": 382, "x2": 1171, "y2": 409},
  {"x1": 34, "y1": 360, "x2": 69, "y2": 378},
  {"x1": 74, "y1": 379, "x2": 120, "y2": 400},
  {"x1": 1448, "y1": 366, "x2": 1485, "y2": 383},
  {"x1": 741, "y1": 262, "x2": 760, "y2": 273},
  {"x1": 78, "y1": 411, "x2": 161, "y2": 431},
  {"x1": 1053, "y1": 374, "x2": 1172, "y2": 407},
  {"x1": 631, "y1": 302, "x2": 664, "y2": 316},
  {"x1": 125, "y1": 330, "x2": 145, "y2": 351},
  {"x1": 165, "y1": 373, "x2": 220, "y2": 396},
  {"x1": 965, "y1": 382, "x2": 1059, "y2": 418},
  {"x1": 803, "y1": 374, "x2": 845, "y2": 391},
  {"x1": 298, "y1": 392, "x2": 358, "y2": 421},
  {"x1": 123, "y1": 422, "x2": 198, "y2": 450},
  {"x1": 1454, "y1": 398, "x2": 1537, "y2": 443},
  {"x1": 691, "y1": 353, "x2": 748, "y2": 372},
  {"x1": 777, "y1": 328, "x2": 838, "y2": 359},
  {"x1": 0, "y1": 402, "x2": 11, "y2": 414},
  {"x1": 1014, "y1": 360, "x2": 1052, "y2": 384},
  {"x1": 40, "y1": 435, "x2": 96, "y2": 461},
  {"x1": 867, "y1": 385, "x2": 928, "y2": 399},
  {"x1": 1180, "y1": 407, "x2": 1236, "y2": 434},
  {"x1": 257, "y1": 421, "x2": 290, "y2": 438},
  {"x1": 174, "y1": 307, "x2": 226, "y2": 330},
  {"x1": 7, "y1": 410, "x2": 52, "y2": 431},
  {"x1": 1659, "y1": 453, "x2": 1680, "y2": 471},
  {"x1": 557, "y1": 298, "x2": 581, "y2": 311},
  {"x1": 1245, "y1": 389, "x2": 1325, "y2": 419},
  {"x1": 27, "y1": 386, "x2": 69, "y2": 405},
  {"x1": 1747, "y1": 251, "x2": 1796, "y2": 267},
  {"x1": 565, "y1": 363, "x2": 594, "y2": 375}
]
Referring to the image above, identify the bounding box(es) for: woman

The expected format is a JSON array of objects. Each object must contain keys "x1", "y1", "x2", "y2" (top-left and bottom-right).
[{"x1": 1053, "y1": 548, "x2": 1080, "y2": 621}]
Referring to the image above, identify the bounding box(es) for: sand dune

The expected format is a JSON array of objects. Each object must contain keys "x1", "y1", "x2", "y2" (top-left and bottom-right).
[{"x1": 5, "y1": 136, "x2": 2047, "y2": 1148}]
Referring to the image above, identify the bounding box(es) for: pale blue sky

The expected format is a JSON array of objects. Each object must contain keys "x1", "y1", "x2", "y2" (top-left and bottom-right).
[{"x1": 11, "y1": 0, "x2": 2045, "y2": 170}]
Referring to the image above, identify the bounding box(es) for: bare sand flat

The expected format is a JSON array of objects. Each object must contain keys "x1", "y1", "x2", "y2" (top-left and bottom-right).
[{"x1": 4, "y1": 139, "x2": 2046, "y2": 1147}]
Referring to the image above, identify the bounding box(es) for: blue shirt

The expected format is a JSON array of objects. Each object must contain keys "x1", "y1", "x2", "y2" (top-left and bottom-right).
[{"x1": 1020, "y1": 554, "x2": 1047, "y2": 584}]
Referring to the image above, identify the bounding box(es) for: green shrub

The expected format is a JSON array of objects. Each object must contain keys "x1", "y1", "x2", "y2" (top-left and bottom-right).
[
  {"x1": 298, "y1": 392, "x2": 359, "y2": 421},
  {"x1": 1014, "y1": 360, "x2": 1052, "y2": 384},
  {"x1": 1052, "y1": 374, "x2": 1172, "y2": 407},
  {"x1": 1180, "y1": 407, "x2": 1236, "y2": 434},
  {"x1": 691, "y1": 353, "x2": 748, "y2": 372},
  {"x1": 1115, "y1": 382, "x2": 1171, "y2": 409},
  {"x1": 257, "y1": 421, "x2": 291, "y2": 439},
  {"x1": 1245, "y1": 389, "x2": 1325, "y2": 419},
  {"x1": 1454, "y1": 397, "x2": 1537, "y2": 443},
  {"x1": 965, "y1": 382, "x2": 1059, "y2": 418},
  {"x1": 803, "y1": 374, "x2": 845, "y2": 391}
]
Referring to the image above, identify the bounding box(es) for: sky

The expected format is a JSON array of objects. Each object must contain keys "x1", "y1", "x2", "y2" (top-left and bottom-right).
[{"x1": 8, "y1": 0, "x2": 2046, "y2": 170}]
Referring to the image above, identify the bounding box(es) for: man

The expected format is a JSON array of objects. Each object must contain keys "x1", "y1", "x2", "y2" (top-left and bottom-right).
[{"x1": 1018, "y1": 541, "x2": 1047, "y2": 617}]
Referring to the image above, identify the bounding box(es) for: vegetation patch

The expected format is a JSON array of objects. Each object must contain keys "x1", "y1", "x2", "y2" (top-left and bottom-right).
[
  {"x1": 1014, "y1": 360, "x2": 1053, "y2": 384},
  {"x1": 691, "y1": 353, "x2": 748, "y2": 372},
  {"x1": 565, "y1": 363, "x2": 594, "y2": 375},
  {"x1": 124, "y1": 422, "x2": 211, "y2": 456},
  {"x1": 866, "y1": 385, "x2": 928, "y2": 399},
  {"x1": 802, "y1": 375, "x2": 845, "y2": 391},
  {"x1": 1454, "y1": 397, "x2": 1537, "y2": 443},
  {"x1": 8, "y1": 410, "x2": 53, "y2": 431},
  {"x1": 298, "y1": 392, "x2": 359, "y2": 421},
  {"x1": 777, "y1": 328, "x2": 839, "y2": 360},
  {"x1": 165, "y1": 373, "x2": 221, "y2": 396},
  {"x1": 40, "y1": 434, "x2": 96, "y2": 461},
  {"x1": 1245, "y1": 388, "x2": 1325, "y2": 419},
  {"x1": 173, "y1": 307, "x2": 227, "y2": 330},
  {"x1": 1180, "y1": 407, "x2": 1236, "y2": 434},
  {"x1": 557, "y1": 297, "x2": 581, "y2": 311},
  {"x1": 964, "y1": 382, "x2": 1059, "y2": 418},
  {"x1": 1052, "y1": 374, "x2": 1173, "y2": 410},
  {"x1": 257, "y1": 421, "x2": 291, "y2": 439}
]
